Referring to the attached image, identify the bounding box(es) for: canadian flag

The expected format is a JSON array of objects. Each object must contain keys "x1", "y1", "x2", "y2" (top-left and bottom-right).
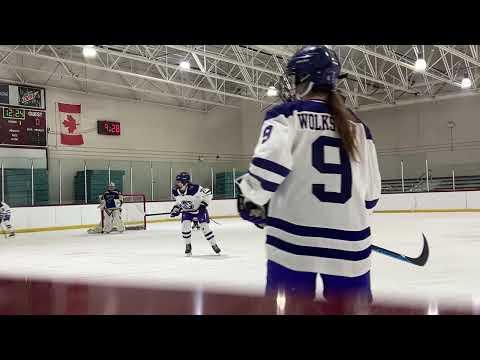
[{"x1": 58, "y1": 103, "x2": 84, "y2": 145}]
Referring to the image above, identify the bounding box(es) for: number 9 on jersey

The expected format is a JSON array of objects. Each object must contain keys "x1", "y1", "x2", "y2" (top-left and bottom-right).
[{"x1": 311, "y1": 136, "x2": 352, "y2": 204}]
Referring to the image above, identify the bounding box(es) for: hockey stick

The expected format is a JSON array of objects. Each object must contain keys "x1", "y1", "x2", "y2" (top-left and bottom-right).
[
  {"x1": 210, "y1": 218, "x2": 222, "y2": 225},
  {"x1": 372, "y1": 233, "x2": 429, "y2": 267},
  {"x1": 146, "y1": 212, "x2": 173, "y2": 217}
]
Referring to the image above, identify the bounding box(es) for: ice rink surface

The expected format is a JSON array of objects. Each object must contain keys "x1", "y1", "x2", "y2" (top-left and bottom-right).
[{"x1": 0, "y1": 212, "x2": 479, "y2": 304}]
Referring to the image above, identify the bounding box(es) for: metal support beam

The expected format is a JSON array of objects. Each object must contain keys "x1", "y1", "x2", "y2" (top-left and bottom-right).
[
  {"x1": 0, "y1": 46, "x2": 274, "y2": 105},
  {"x1": 2, "y1": 45, "x2": 479, "y2": 111},
  {"x1": 76, "y1": 45, "x2": 272, "y2": 93},
  {"x1": 232, "y1": 46, "x2": 257, "y2": 98},
  {"x1": 436, "y1": 45, "x2": 480, "y2": 68},
  {"x1": 346, "y1": 45, "x2": 461, "y2": 89},
  {"x1": 167, "y1": 45, "x2": 283, "y2": 76},
  {"x1": 191, "y1": 51, "x2": 224, "y2": 102},
  {"x1": 0, "y1": 62, "x2": 239, "y2": 109},
  {"x1": 47, "y1": 45, "x2": 84, "y2": 91},
  {"x1": 253, "y1": 44, "x2": 417, "y2": 94}
]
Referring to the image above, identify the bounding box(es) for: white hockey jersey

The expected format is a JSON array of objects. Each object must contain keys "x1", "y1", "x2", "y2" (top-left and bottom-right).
[
  {"x1": 238, "y1": 99, "x2": 381, "y2": 277},
  {"x1": 0, "y1": 202, "x2": 12, "y2": 219},
  {"x1": 172, "y1": 184, "x2": 212, "y2": 213}
]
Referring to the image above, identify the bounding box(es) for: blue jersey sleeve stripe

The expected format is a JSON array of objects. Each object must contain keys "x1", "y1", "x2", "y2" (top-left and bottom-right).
[
  {"x1": 264, "y1": 105, "x2": 294, "y2": 121},
  {"x1": 264, "y1": 100, "x2": 331, "y2": 122},
  {"x1": 266, "y1": 217, "x2": 370, "y2": 241},
  {"x1": 267, "y1": 235, "x2": 371, "y2": 261},
  {"x1": 248, "y1": 171, "x2": 279, "y2": 193},
  {"x1": 365, "y1": 199, "x2": 379, "y2": 209},
  {"x1": 251, "y1": 157, "x2": 290, "y2": 178},
  {"x1": 362, "y1": 123, "x2": 373, "y2": 140}
]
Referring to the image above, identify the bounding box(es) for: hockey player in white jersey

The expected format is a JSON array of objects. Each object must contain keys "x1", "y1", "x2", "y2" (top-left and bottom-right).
[
  {"x1": 100, "y1": 182, "x2": 125, "y2": 234},
  {"x1": 0, "y1": 201, "x2": 15, "y2": 237},
  {"x1": 236, "y1": 46, "x2": 381, "y2": 304},
  {"x1": 170, "y1": 172, "x2": 220, "y2": 256}
]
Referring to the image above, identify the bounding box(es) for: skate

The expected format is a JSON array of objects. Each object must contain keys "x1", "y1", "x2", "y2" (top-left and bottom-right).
[
  {"x1": 212, "y1": 244, "x2": 221, "y2": 254},
  {"x1": 185, "y1": 243, "x2": 192, "y2": 256},
  {"x1": 8, "y1": 232, "x2": 15, "y2": 238}
]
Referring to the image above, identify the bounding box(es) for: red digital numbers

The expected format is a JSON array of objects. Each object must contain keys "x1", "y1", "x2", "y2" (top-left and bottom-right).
[{"x1": 98, "y1": 121, "x2": 120, "y2": 135}]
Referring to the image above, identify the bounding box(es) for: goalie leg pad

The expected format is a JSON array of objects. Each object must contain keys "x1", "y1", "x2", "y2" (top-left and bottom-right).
[
  {"x1": 112, "y1": 209, "x2": 125, "y2": 232},
  {"x1": 103, "y1": 209, "x2": 114, "y2": 233}
]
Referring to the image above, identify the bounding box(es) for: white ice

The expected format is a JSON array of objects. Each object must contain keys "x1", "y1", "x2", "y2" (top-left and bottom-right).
[{"x1": 0, "y1": 213, "x2": 479, "y2": 304}]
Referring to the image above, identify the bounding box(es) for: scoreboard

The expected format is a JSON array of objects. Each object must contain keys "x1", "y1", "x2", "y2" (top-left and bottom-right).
[
  {"x1": 0, "y1": 106, "x2": 47, "y2": 146},
  {"x1": 0, "y1": 83, "x2": 47, "y2": 147}
]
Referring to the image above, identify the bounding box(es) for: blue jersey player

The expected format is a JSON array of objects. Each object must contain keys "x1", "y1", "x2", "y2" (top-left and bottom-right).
[
  {"x1": 236, "y1": 46, "x2": 381, "y2": 305},
  {"x1": 170, "y1": 172, "x2": 221, "y2": 256}
]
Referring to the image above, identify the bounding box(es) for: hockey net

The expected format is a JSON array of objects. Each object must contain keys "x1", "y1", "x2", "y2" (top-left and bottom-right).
[
  {"x1": 97, "y1": 193, "x2": 146, "y2": 232},
  {"x1": 122, "y1": 193, "x2": 146, "y2": 230}
]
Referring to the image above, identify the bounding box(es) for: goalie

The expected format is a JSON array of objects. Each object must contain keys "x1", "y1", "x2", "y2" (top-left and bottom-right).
[{"x1": 88, "y1": 183, "x2": 125, "y2": 234}]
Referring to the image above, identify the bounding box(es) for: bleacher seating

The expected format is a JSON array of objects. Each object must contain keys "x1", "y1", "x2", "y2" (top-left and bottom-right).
[{"x1": 382, "y1": 174, "x2": 480, "y2": 193}]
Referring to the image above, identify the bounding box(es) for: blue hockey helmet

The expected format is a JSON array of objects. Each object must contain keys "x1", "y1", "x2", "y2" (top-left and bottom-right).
[
  {"x1": 285, "y1": 45, "x2": 341, "y2": 98},
  {"x1": 175, "y1": 172, "x2": 191, "y2": 185}
]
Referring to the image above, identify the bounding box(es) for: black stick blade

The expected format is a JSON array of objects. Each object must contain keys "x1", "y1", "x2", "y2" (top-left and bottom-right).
[
  {"x1": 406, "y1": 233, "x2": 429, "y2": 266},
  {"x1": 371, "y1": 233, "x2": 429, "y2": 267}
]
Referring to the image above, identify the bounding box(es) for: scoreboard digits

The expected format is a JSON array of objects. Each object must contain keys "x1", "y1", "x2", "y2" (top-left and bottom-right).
[
  {"x1": 3, "y1": 107, "x2": 25, "y2": 120},
  {"x1": 97, "y1": 120, "x2": 121, "y2": 136},
  {"x1": 0, "y1": 106, "x2": 47, "y2": 146}
]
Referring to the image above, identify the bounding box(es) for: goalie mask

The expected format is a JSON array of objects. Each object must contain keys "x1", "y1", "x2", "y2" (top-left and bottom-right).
[{"x1": 107, "y1": 182, "x2": 116, "y2": 191}]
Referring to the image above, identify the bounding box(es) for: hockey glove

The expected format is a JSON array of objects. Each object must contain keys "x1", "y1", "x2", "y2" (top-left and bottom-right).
[
  {"x1": 170, "y1": 205, "x2": 182, "y2": 218},
  {"x1": 237, "y1": 194, "x2": 269, "y2": 229},
  {"x1": 198, "y1": 201, "x2": 209, "y2": 212}
]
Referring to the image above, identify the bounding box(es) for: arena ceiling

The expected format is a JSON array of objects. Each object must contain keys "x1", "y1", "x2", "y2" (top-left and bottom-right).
[{"x1": 0, "y1": 45, "x2": 478, "y2": 113}]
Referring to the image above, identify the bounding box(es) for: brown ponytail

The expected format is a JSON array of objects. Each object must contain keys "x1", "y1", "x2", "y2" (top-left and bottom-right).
[{"x1": 329, "y1": 92, "x2": 358, "y2": 161}]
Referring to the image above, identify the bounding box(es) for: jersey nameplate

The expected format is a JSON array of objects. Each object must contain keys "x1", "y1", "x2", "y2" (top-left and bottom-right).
[{"x1": 298, "y1": 112, "x2": 336, "y2": 131}]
